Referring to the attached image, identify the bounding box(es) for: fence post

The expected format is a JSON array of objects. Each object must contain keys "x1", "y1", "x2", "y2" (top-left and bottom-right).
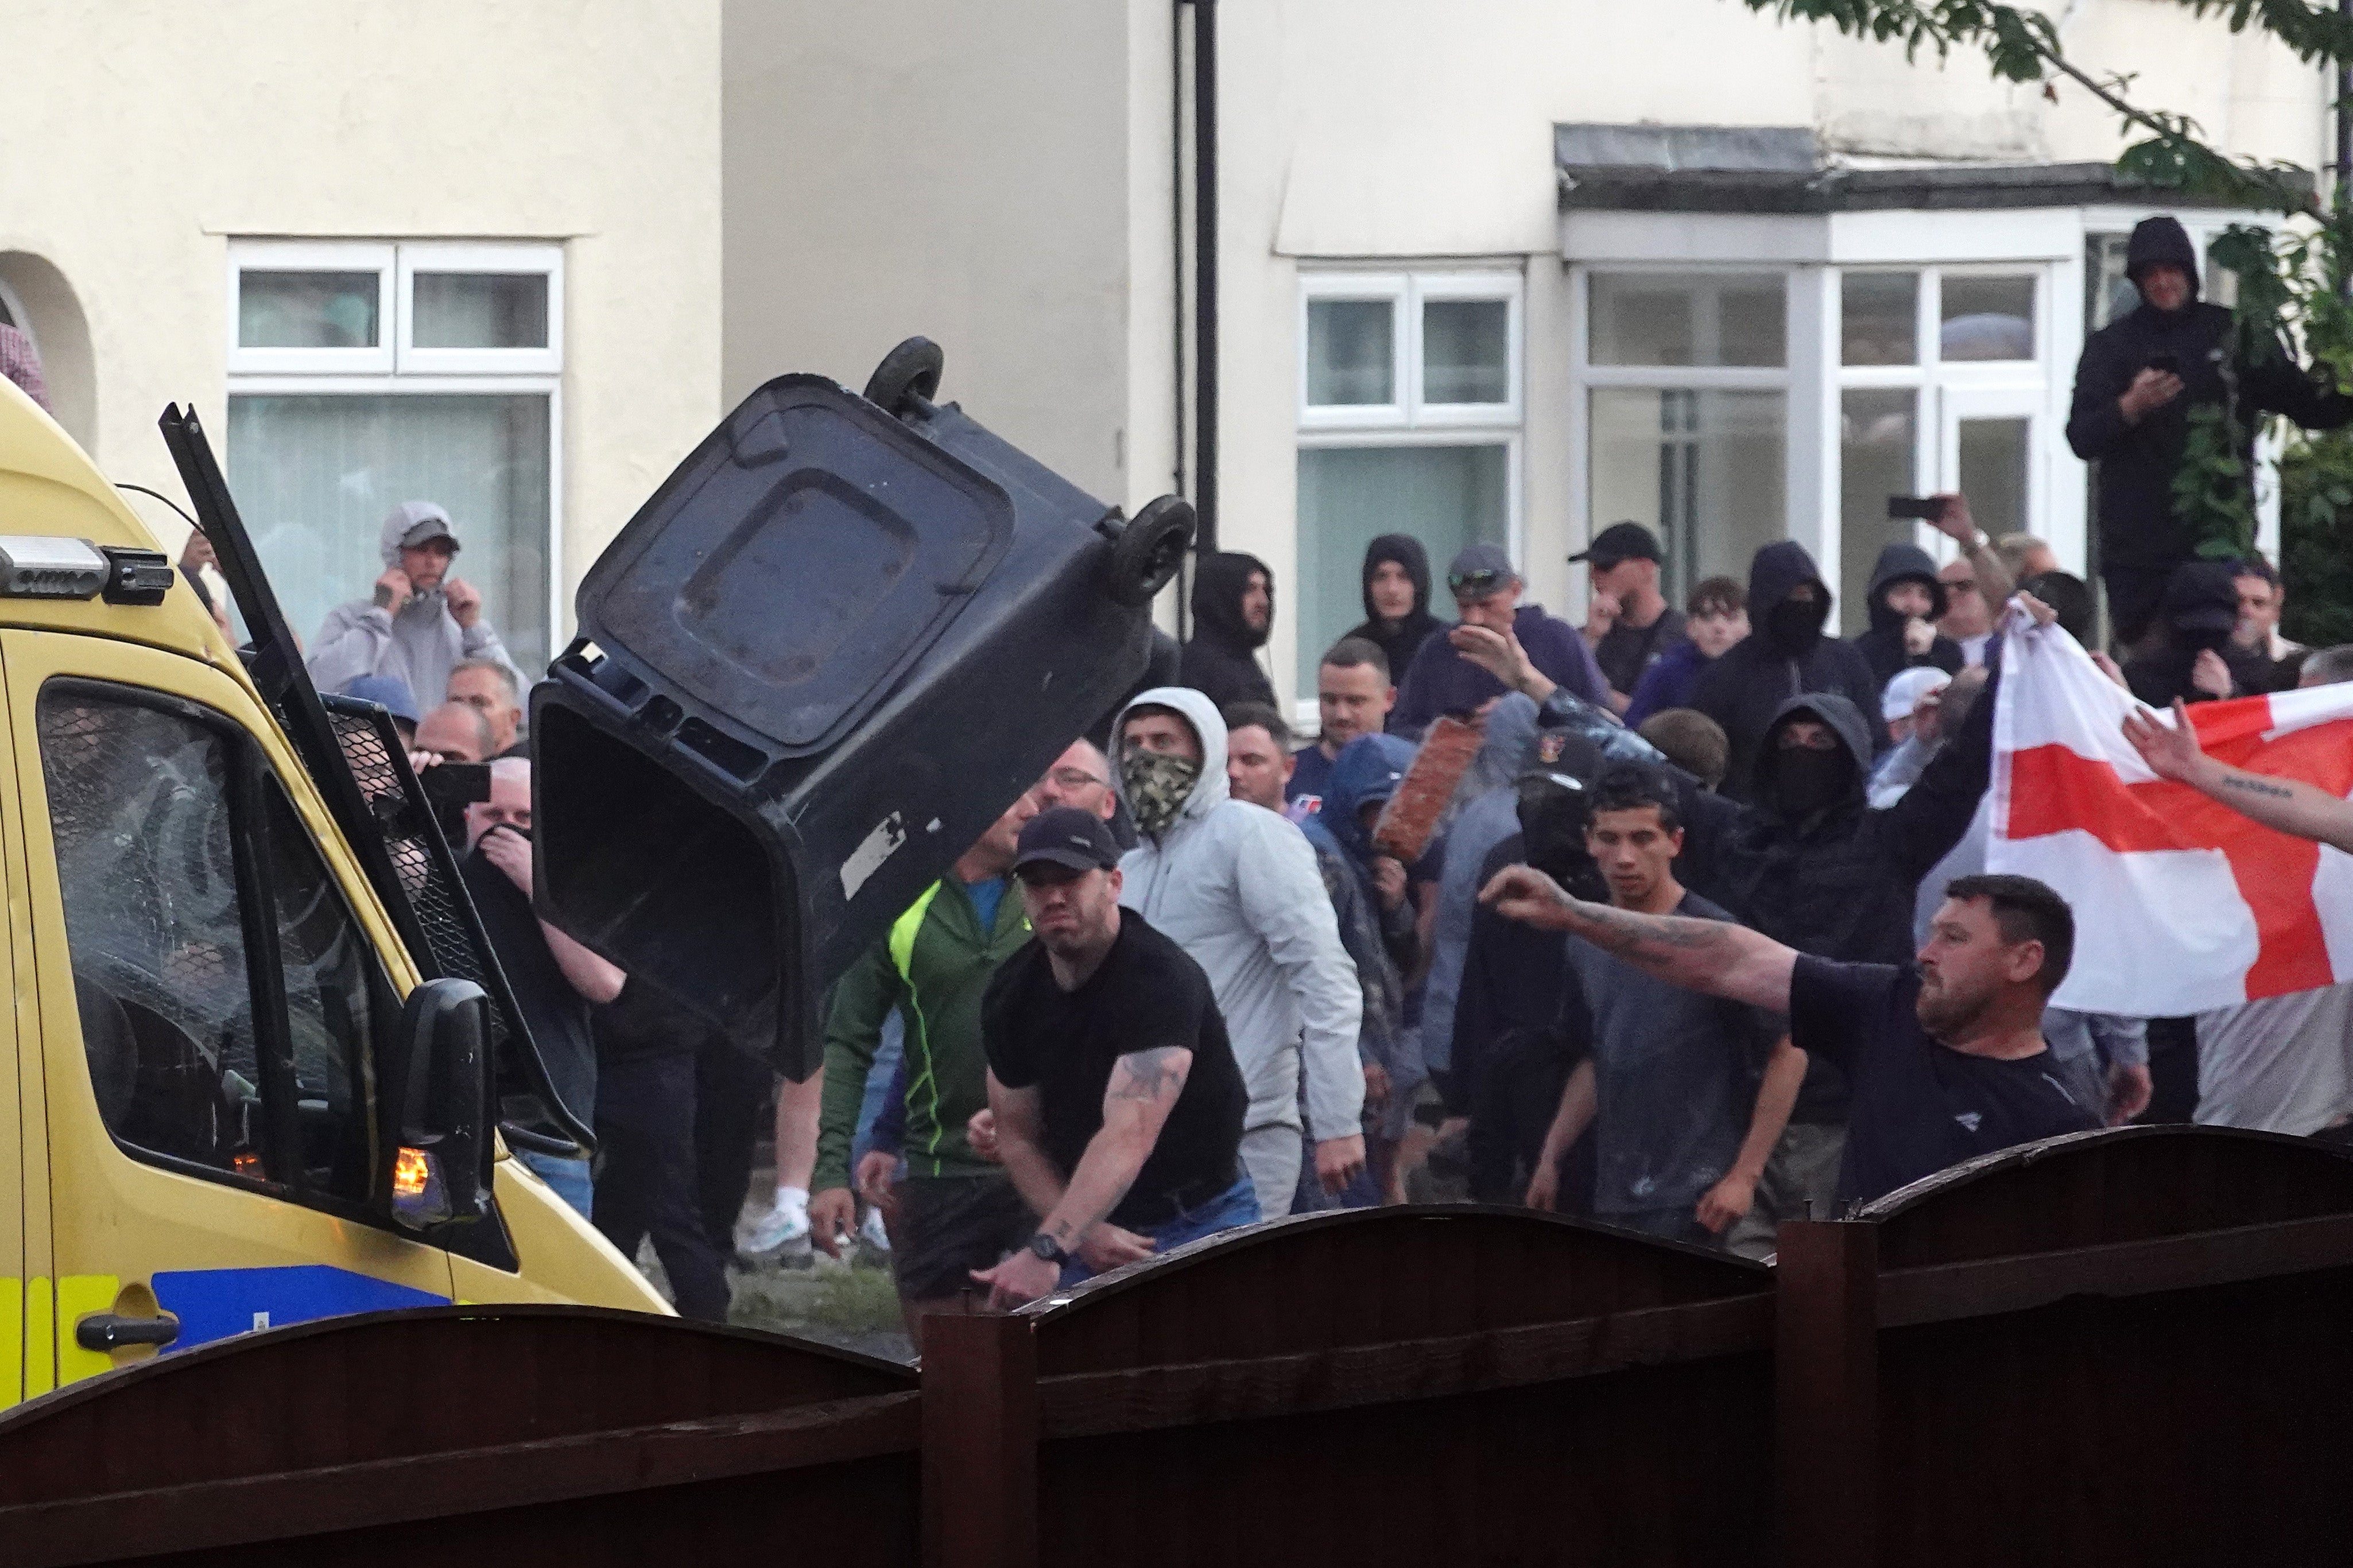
[
  {"x1": 1776, "y1": 1219, "x2": 1879, "y2": 1568},
  {"x1": 922, "y1": 1311, "x2": 1038, "y2": 1568}
]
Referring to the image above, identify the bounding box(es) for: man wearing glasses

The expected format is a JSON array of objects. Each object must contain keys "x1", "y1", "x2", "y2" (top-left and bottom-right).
[{"x1": 1391, "y1": 543, "x2": 1607, "y2": 739}]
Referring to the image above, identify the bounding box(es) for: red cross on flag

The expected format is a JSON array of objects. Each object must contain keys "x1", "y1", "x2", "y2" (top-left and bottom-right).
[{"x1": 1984, "y1": 621, "x2": 2353, "y2": 1016}]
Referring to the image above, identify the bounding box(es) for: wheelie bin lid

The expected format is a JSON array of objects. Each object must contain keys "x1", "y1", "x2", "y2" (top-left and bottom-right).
[{"x1": 572, "y1": 375, "x2": 1017, "y2": 758}]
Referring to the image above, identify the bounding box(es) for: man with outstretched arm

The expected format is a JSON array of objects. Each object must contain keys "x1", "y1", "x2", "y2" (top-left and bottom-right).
[
  {"x1": 1482, "y1": 865, "x2": 2097, "y2": 1208},
  {"x1": 2123, "y1": 697, "x2": 2353, "y2": 853},
  {"x1": 970, "y1": 808, "x2": 1254, "y2": 1309}
]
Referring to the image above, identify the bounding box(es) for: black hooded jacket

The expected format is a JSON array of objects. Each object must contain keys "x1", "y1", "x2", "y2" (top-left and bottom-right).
[
  {"x1": 1673, "y1": 687, "x2": 1998, "y2": 1124},
  {"x1": 1342, "y1": 533, "x2": 1445, "y2": 682},
  {"x1": 1849, "y1": 542, "x2": 1964, "y2": 691},
  {"x1": 1181, "y1": 551, "x2": 1278, "y2": 709},
  {"x1": 1689, "y1": 541, "x2": 1884, "y2": 802},
  {"x1": 2067, "y1": 216, "x2": 2353, "y2": 639}
]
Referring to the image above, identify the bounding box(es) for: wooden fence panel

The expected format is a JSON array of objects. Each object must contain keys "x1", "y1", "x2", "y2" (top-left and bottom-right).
[
  {"x1": 1001, "y1": 1207, "x2": 1778, "y2": 1568},
  {"x1": 1781, "y1": 1127, "x2": 2353, "y2": 1568},
  {"x1": 0, "y1": 1304, "x2": 922, "y2": 1568}
]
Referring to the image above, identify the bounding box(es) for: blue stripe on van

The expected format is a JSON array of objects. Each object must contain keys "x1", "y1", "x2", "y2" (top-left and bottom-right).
[{"x1": 152, "y1": 1266, "x2": 449, "y2": 1350}]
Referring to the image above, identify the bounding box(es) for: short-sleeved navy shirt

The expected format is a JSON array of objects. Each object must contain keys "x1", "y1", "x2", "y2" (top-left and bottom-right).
[
  {"x1": 982, "y1": 911, "x2": 1247, "y2": 1228},
  {"x1": 1789, "y1": 955, "x2": 2096, "y2": 1206}
]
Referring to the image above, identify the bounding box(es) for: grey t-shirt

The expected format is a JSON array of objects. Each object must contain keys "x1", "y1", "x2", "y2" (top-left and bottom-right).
[{"x1": 1565, "y1": 891, "x2": 1785, "y2": 1216}]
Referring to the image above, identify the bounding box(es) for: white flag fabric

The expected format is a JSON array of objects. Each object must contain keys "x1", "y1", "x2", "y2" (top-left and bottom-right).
[{"x1": 1983, "y1": 619, "x2": 2353, "y2": 1016}]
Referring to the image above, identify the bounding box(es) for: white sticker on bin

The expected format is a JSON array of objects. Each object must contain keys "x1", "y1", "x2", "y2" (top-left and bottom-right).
[{"x1": 840, "y1": 812, "x2": 907, "y2": 902}]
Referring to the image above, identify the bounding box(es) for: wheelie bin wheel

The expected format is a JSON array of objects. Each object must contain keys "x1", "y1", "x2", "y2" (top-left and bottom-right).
[
  {"x1": 863, "y1": 336, "x2": 945, "y2": 418},
  {"x1": 1106, "y1": 495, "x2": 1195, "y2": 607}
]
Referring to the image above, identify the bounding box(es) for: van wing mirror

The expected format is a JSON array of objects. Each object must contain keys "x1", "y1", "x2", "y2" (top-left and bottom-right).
[{"x1": 378, "y1": 978, "x2": 494, "y2": 1231}]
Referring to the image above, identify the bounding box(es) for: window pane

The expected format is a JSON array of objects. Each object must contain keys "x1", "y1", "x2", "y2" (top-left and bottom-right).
[
  {"x1": 1939, "y1": 275, "x2": 2036, "y2": 361},
  {"x1": 1957, "y1": 416, "x2": 2030, "y2": 541},
  {"x1": 40, "y1": 690, "x2": 268, "y2": 1181},
  {"x1": 414, "y1": 272, "x2": 550, "y2": 350},
  {"x1": 1841, "y1": 272, "x2": 1918, "y2": 366},
  {"x1": 1296, "y1": 444, "x2": 1507, "y2": 689},
  {"x1": 1589, "y1": 271, "x2": 1785, "y2": 367},
  {"x1": 1589, "y1": 389, "x2": 1784, "y2": 606},
  {"x1": 2087, "y1": 234, "x2": 2138, "y2": 333},
  {"x1": 265, "y1": 779, "x2": 391, "y2": 1202},
  {"x1": 1306, "y1": 300, "x2": 1395, "y2": 405},
  {"x1": 1423, "y1": 299, "x2": 1510, "y2": 403},
  {"x1": 1838, "y1": 389, "x2": 1920, "y2": 636},
  {"x1": 228, "y1": 394, "x2": 552, "y2": 680},
  {"x1": 239, "y1": 271, "x2": 380, "y2": 350}
]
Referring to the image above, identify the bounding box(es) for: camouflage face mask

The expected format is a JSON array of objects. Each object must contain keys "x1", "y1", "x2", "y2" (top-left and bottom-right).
[{"x1": 1121, "y1": 747, "x2": 1200, "y2": 839}]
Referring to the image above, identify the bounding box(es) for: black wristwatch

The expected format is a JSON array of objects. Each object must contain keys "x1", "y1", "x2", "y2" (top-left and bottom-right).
[{"x1": 1026, "y1": 1232, "x2": 1071, "y2": 1266}]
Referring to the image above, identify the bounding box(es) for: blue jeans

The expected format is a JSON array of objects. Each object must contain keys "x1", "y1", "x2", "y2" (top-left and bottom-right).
[
  {"x1": 1058, "y1": 1177, "x2": 1260, "y2": 1287},
  {"x1": 517, "y1": 1150, "x2": 595, "y2": 1220}
]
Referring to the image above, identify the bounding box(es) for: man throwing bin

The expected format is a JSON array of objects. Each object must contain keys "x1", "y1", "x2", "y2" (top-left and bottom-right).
[
  {"x1": 970, "y1": 808, "x2": 1253, "y2": 1308},
  {"x1": 1483, "y1": 865, "x2": 2096, "y2": 1207}
]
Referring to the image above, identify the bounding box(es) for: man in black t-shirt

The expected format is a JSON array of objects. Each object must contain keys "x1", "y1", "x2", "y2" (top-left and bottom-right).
[
  {"x1": 972, "y1": 808, "x2": 1253, "y2": 1308},
  {"x1": 1483, "y1": 865, "x2": 2095, "y2": 1209}
]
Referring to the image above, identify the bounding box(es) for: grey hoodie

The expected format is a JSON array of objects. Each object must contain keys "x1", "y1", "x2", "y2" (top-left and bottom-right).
[
  {"x1": 1110, "y1": 686, "x2": 1365, "y2": 1142},
  {"x1": 306, "y1": 505, "x2": 526, "y2": 709}
]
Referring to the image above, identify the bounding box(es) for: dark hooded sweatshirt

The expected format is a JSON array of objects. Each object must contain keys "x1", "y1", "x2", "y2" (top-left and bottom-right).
[
  {"x1": 1849, "y1": 542, "x2": 1964, "y2": 692},
  {"x1": 2067, "y1": 215, "x2": 2353, "y2": 642},
  {"x1": 1342, "y1": 534, "x2": 1445, "y2": 683},
  {"x1": 1689, "y1": 541, "x2": 1883, "y2": 804},
  {"x1": 1181, "y1": 552, "x2": 1278, "y2": 710},
  {"x1": 1672, "y1": 688, "x2": 1998, "y2": 1125}
]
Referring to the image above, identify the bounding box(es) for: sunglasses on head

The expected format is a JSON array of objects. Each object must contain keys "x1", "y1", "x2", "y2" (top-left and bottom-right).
[{"x1": 1449, "y1": 570, "x2": 1507, "y2": 596}]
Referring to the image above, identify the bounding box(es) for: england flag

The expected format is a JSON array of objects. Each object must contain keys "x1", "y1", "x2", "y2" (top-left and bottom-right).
[{"x1": 1984, "y1": 620, "x2": 2353, "y2": 1016}]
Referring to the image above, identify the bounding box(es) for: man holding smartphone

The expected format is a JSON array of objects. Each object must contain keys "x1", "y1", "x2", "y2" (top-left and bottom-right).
[{"x1": 2067, "y1": 216, "x2": 2353, "y2": 647}]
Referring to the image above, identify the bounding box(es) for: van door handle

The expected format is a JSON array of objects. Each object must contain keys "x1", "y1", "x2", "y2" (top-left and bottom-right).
[{"x1": 76, "y1": 1312, "x2": 181, "y2": 1352}]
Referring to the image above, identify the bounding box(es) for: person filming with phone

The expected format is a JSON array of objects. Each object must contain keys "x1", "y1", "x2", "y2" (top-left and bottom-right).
[{"x1": 2067, "y1": 215, "x2": 2353, "y2": 648}]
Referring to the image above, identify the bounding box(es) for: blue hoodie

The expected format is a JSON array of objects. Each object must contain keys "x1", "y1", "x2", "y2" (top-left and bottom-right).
[{"x1": 1390, "y1": 604, "x2": 1607, "y2": 738}]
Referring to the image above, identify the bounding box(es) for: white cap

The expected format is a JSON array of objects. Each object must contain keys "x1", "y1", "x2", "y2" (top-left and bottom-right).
[{"x1": 1881, "y1": 666, "x2": 1952, "y2": 722}]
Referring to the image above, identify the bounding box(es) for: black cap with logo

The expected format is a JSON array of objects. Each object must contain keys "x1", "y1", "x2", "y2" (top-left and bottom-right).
[
  {"x1": 1013, "y1": 806, "x2": 1122, "y2": 876},
  {"x1": 1569, "y1": 521, "x2": 1663, "y2": 569}
]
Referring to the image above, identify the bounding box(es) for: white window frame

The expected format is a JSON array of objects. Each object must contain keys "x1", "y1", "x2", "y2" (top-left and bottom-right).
[
  {"x1": 226, "y1": 238, "x2": 565, "y2": 654},
  {"x1": 397, "y1": 242, "x2": 564, "y2": 376},
  {"x1": 1296, "y1": 263, "x2": 1526, "y2": 728},
  {"x1": 225, "y1": 240, "x2": 397, "y2": 375}
]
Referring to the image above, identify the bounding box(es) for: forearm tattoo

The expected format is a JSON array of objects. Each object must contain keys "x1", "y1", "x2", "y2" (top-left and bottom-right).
[
  {"x1": 1569, "y1": 898, "x2": 1730, "y2": 958},
  {"x1": 2219, "y1": 773, "x2": 2296, "y2": 802}
]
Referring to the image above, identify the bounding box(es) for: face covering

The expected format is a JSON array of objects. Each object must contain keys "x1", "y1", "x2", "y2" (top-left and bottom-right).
[
  {"x1": 1765, "y1": 595, "x2": 1828, "y2": 657},
  {"x1": 1770, "y1": 747, "x2": 1848, "y2": 818},
  {"x1": 1122, "y1": 747, "x2": 1200, "y2": 839},
  {"x1": 2181, "y1": 624, "x2": 2235, "y2": 653}
]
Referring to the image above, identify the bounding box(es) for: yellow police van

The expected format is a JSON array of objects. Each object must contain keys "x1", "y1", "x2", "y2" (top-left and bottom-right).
[{"x1": 0, "y1": 379, "x2": 663, "y2": 1412}]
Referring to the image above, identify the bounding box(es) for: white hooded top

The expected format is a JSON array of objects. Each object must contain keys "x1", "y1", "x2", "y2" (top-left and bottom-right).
[
  {"x1": 305, "y1": 503, "x2": 527, "y2": 712},
  {"x1": 1110, "y1": 686, "x2": 1366, "y2": 1140}
]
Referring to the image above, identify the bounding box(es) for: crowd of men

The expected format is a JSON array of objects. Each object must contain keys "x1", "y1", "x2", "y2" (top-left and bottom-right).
[{"x1": 198, "y1": 208, "x2": 2353, "y2": 1340}]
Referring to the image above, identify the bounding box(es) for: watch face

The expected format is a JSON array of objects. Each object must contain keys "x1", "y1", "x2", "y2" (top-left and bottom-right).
[{"x1": 1028, "y1": 1233, "x2": 1061, "y2": 1263}]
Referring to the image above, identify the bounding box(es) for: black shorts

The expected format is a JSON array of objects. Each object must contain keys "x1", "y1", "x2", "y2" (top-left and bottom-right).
[{"x1": 891, "y1": 1174, "x2": 1038, "y2": 1302}]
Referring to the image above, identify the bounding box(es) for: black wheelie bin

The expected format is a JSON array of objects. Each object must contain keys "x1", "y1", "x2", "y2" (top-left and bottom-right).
[{"x1": 530, "y1": 339, "x2": 1191, "y2": 1078}]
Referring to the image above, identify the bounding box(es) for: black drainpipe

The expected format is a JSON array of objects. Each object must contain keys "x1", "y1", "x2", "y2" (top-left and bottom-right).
[{"x1": 1186, "y1": 0, "x2": 1219, "y2": 554}]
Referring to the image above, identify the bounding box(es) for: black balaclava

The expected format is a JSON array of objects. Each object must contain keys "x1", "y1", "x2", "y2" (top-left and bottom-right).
[
  {"x1": 1515, "y1": 770, "x2": 1606, "y2": 903},
  {"x1": 1765, "y1": 593, "x2": 1828, "y2": 658},
  {"x1": 1769, "y1": 748, "x2": 1847, "y2": 818}
]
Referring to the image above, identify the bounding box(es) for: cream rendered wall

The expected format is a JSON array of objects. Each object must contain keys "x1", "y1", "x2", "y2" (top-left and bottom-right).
[
  {"x1": 1210, "y1": 0, "x2": 2329, "y2": 704},
  {"x1": 0, "y1": 1, "x2": 720, "y2": 624},
  {"x1": 723, "y1": 0, "x2": 1135, "y2": 509}
]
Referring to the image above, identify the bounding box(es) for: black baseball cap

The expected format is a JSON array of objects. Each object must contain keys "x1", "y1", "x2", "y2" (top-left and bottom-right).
[
  {"x1": 1013, "y1": 806, "x2": 1122, "y2": 876},
  {"x1": 1569, "y1": 521, "x2": 1662, "y2": 569}
]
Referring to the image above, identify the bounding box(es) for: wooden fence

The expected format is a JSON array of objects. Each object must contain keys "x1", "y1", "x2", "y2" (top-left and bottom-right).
[{"x1": 6, "y1": 1127, "x2": 2352, "y2": 1566}]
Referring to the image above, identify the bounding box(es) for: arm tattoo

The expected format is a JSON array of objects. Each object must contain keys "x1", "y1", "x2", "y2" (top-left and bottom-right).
[
  {"x1": 2220, "y1": 773, "x2": 2296, "y2": 802},
  {"x1": 1572, "y1": 899, "x2": 1731, "y2": 957},
  {"x1": 1110, "y1": 1045, "x2": 1189, "y2": 1103}
]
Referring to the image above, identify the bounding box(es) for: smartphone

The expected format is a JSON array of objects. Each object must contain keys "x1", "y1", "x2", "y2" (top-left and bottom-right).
[
  {"x1": 2147, "y1": 351, "x2": 2182, "y2": 377},
  {"x1": 1886, "y1": 495, "x2": 1945, "y2": 521}
]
